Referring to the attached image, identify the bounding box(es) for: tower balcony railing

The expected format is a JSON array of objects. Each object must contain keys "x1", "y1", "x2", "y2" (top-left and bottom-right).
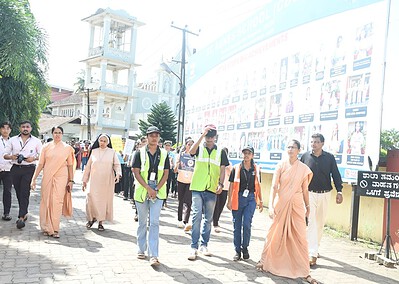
[{"x1": 88, "y1": 46, "x2": 132, "y2": 63}]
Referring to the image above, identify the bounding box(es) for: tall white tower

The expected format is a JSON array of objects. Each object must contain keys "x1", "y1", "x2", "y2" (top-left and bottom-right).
[{"x1": 80, "y1": 8, "x2": 144, "y2": 139}]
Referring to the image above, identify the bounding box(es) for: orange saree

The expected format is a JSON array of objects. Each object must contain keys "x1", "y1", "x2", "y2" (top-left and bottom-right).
[
  {"x1": 39, "y1": 141, "x2": 75, "y2": 235},
  {"x1": 260, "y1": 159, "x2": 313, "y2": 278}
]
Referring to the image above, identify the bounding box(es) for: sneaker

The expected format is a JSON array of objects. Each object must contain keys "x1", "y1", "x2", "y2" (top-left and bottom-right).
[
  {"x1": 188, "y1": 248, "x2": 197, "y2": 261},
  {"x1": 137, "y1": 253, "x2": 146, "y2": 259},
  {"x1": 2, "y1": 214, "x2": 12, "y2": 221},
  {"x1": 233, "y1": 252, "x2": 241, "y2": 261},
  {"x1": 150, "y1": 257, "x2": 160, "y2": 266},
  {"x1": 183, "y1": 223, "x2": 192, "y2": 232},
  {"x1": 214, "y1": 226, "x2": 221, "y2": 233},
  {"x1": 242, "y1": 248, "x2": 250, "y2": 260},
  {"x1": 177, "y1": 221, "x2": 184, "y2": 228},
  {"x1": 199, "y1": 245, "x2": 212, "y2": 256}
]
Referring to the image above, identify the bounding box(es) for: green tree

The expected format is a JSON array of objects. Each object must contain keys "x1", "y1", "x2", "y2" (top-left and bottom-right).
[
  {"x1": 0, "y1": 0, "x2": 49, "y2": 136},
  {"x1": 380, "y1": 129, "x2": 399, "y2": 157},
  {"x1": 74, "y1": 69, "x2": 86, "y2": 93},
  {"x1": 138, "y1": 102, "x2": 177, "y2": 143}
]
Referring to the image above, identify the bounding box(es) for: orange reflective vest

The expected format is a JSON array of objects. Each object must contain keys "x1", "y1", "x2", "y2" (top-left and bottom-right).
[{"x1": 231, "y1": 163, "x2": 261, "y2": 211}]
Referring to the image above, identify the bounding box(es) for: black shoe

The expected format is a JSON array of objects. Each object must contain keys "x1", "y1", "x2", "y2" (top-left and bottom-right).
[
  {"x1": 2, "y1": 214, "x2": 12, "y2": 221},
  {"x1": 134, "y1": 214, "x2": 138, "y2": 222},
  {"x1": 233, "y1": 252, "x2": 241, "y2": 261},
  {"x1": 16, "y1": 219, "x2": 25, "y2": 229},
  {"x1": 242, "y1": 248, "x2": 250, "y2": 260}
]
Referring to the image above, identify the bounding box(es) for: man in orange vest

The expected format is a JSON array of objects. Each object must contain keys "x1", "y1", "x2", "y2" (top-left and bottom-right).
[{"x1": 227, "y1": 145, "x2": 263, "y2": 261}]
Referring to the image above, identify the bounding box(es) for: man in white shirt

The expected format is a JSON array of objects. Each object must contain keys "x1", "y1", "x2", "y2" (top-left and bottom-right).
[
  {"x1": 0, "y1": 121, "x2": 13, "y2": 221},
  {"x1": 3, "y1": 120, "x2": 42, "y2": 229}
]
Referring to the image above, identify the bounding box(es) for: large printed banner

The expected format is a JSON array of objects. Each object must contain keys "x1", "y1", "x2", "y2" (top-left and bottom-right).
[{"x1": 186, "y1": 0, "x2": 388, "y2": 182}]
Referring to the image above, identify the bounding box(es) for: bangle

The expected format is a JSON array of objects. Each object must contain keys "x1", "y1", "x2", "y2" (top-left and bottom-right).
[{"x1": 69, "y1": 180, "x2": 74, "y2": 183}]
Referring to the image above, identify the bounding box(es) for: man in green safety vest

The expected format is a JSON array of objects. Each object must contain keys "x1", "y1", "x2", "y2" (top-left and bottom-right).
[
  {"x1": 132, "y1": 126, "x2": 170, "y2": 267},
  {"x1": 187, "y1": 124, "x2": 229, "y2": 260}
]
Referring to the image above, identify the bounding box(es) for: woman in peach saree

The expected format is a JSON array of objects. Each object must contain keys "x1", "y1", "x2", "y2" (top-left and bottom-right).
[
  {"x1": 257, "y1": 139, "x2": 317, "y2": 284},
  {"x1": 31, "y1": 126, "x2": 75, "y2": 238}
]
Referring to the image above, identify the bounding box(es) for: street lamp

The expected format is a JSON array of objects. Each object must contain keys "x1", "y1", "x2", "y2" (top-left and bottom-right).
[{"x1": 161, "y1": 62, "x2": 184, "y2": 147}]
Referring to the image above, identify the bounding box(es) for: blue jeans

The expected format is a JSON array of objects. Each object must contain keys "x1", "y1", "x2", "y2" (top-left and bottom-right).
[
  {"x1": 232, "y1": 192, "x2": 256, "y2": 253},
  {"x1": 191, "y1": 190, "x2": 217, "y2": 249},
  {"x1": 136, "y1": 198, "x2": 163, "y2": 257},
  {"x1": 81, "y1": 157, "x2": 88, "y2": 171}
]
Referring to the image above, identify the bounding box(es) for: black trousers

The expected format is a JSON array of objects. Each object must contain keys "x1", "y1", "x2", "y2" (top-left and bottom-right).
[
  {"x1": 122, "y1": 165, "x2": 133, "y2": 199},
  {"x1": 166, "y1": 172, "x2": 177, "y2": 196},
  {"x1": 177, "y1": 182, "x2": 192, "y2": 223},
  {"x1": 0, "y1": 171, "x2": 12, "y2": 215},
  {"x1": 213, "y1": 190, "x2": 228, "y2": 227},
  {"x1": 11, "y1": 165, "x2": 35, "y2": 218}
]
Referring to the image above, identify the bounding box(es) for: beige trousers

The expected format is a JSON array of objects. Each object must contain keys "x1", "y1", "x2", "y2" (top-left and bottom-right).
[{"x1": 307, "y1": 191, "x2": 331, "y2": 258}]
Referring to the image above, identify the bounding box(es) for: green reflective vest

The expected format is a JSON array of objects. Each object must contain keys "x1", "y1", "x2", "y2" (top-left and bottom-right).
[
  {"x1": 190, "y1": 145, "x2": 222, "y2": 193},
  {"x1": 134, "y1": 147, "x2": 168, "y2": 202}
]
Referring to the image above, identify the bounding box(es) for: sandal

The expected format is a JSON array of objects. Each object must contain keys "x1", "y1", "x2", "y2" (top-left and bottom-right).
[
  {"x1": 43, "y1": 232, "x2": 50, "y2": 236},
  {"x1": 150, "y1": 257, "x2": 160, "y2": 266},
  {"x1": 98, "y1": 224, "x2": 104, "y2": 231},
  {"x1": 304, "y1": 275, "x2": 318, "y2": 284},
  {"x1": 52, "y1": 231, "x2": 60, "y2": 238},
  {"x1": 86, "y1": 218, "x2": 97, "y2": 228},
  {"x1": 256, "y1": 261, "x2": 264, "y2": 271}
]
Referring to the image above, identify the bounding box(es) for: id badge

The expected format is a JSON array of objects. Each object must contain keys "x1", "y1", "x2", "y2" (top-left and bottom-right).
[
  {"x1": 149, "y1": 172, "x2": 156, "y2": 181},
  {"x1": 243, "y1": 189, "x2": 249, "y2": 197}
]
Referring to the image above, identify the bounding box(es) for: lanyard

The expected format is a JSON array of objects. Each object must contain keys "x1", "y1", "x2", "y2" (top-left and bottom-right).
[
  {"x1": 146, "y1": 147, "x2": 159, "y2": 172},
  {"x1": 19, "y1": 136, "x2": 31, "y2": 152},
  {"x1": 242, "y1": 168, "x2": 250, "y2": 190},
  {"x1": 1, "y1": 137, "x2": 7, "y2": 148}
]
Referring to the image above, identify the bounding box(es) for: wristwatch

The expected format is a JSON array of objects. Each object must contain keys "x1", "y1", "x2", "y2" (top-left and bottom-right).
[
  {"x1": 69, "y1": 180, "x2": 75, "y2": 183},
  {"x1": 218, "y1": 182, "x2": 224, "y2": 188}
]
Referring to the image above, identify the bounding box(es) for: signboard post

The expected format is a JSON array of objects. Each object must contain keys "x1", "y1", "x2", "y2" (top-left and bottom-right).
[{"x1": 357, "y1": 171, "x2": 399, "y2": 261}]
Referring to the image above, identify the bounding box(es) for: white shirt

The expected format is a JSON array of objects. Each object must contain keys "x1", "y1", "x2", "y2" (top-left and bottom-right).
[
  {"x1": 0, "y1": 137, "x2": 12, "y2": 171},
  {"x1": 3, "y1": 134, "x2": 42, "y2": 166}
]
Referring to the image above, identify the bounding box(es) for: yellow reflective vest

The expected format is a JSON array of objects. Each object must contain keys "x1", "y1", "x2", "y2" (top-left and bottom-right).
[{"x1": 190, "y1": 145, "x2": 222, "y2": 193}]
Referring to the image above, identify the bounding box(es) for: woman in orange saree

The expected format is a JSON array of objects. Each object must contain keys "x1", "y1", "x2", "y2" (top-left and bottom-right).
[
  {"x1": 257, "y1": 139, "x2": 317, "y2": 283},
  {"x1": 31, "y1": 126, "x2": 75, "y2": 238}
]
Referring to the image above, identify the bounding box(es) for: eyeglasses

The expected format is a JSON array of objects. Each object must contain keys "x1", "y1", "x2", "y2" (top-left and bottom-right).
[{"x1": 287, "y1": 146, "x2": 298, "y2": 149}]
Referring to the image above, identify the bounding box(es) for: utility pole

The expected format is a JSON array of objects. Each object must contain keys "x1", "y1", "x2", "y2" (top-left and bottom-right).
[{"x1": 171, "y1": 23, "x2": 199, "y2": 147}]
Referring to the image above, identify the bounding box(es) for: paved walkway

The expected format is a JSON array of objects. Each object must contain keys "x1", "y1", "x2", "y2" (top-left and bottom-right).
[{"x1": 0, "y1": 170, "x2": 398, "y2": 284}]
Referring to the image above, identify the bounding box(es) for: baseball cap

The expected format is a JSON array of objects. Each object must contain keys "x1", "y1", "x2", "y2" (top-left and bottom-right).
[
  {"x1": 146, "y1": 126, "x2": 160, "y2": 135},
  {"x1": 205, "y1": 124, "x2": 217, "y2": 137},
  {"x1": 242, "y1": 145, "x2": 254, "y2": 154}
]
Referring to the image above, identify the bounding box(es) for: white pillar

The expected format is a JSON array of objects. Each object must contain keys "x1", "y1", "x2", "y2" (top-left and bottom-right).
[
  {"x1": 103, "y1": 16, "x2": 111, "y2": 51},
  {"x1": 100, "y1": 59, "x2": 107, "y2": 88},
  {"x1": 129, "y1": 25, "x2": 137, "y2": 62},
  {"x1": 96, "y1": 93, "x2": 105, "y2": 127}
]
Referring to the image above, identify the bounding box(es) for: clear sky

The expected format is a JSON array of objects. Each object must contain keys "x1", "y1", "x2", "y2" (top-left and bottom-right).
[{"x1": 29, "y1": 0, "x2": 267, "y2": 89}]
